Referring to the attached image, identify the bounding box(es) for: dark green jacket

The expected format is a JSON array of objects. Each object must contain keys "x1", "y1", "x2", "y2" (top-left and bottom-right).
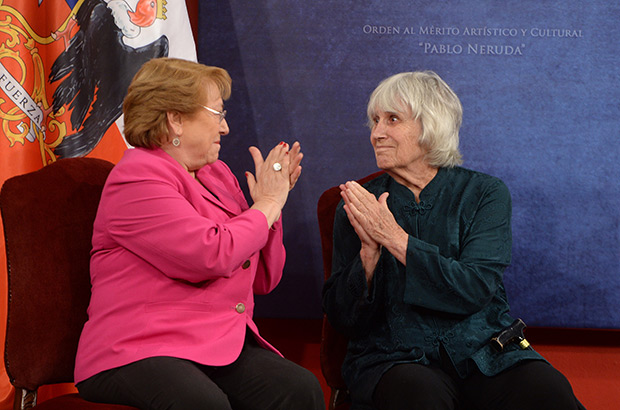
[{"x1": 322, "y1": 167, "x2": 544, "y2": 409}]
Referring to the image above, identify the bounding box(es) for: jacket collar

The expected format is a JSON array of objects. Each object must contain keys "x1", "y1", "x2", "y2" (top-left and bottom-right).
[{"x1": 147, "y1": 147, "x2": 242, "y2": 215}]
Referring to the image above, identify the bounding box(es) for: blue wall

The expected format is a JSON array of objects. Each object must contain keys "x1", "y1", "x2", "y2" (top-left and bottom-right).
[{"x1": 198, "y1": 1, "x2": 620, "y2": 328}]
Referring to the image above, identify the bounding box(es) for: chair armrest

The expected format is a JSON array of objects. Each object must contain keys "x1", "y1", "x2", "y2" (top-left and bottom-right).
[{"x1": 14, "y1": 388, "x2": 37, "y2": 410}]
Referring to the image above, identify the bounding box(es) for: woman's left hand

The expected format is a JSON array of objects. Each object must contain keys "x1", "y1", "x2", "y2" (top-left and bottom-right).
[{"x1": 340, "y1": 181, "x2": 409, "y2": 266}]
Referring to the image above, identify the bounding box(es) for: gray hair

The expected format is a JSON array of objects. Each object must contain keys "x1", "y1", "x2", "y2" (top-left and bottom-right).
[{"x1": 367, "y1": 71, "x2": 463, "y2": 167}]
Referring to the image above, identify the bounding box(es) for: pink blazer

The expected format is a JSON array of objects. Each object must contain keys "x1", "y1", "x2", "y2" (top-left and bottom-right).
[{"x1": 74, "y1": 147, "x2": 285, "y2": 383}]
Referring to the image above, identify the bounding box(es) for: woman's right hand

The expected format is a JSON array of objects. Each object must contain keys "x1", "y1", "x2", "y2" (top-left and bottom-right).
[
  {"x1": 339, "y1": 181, "x2": 409, "y2": 284},
  {"x1": 340, "y1": 185, "x2": 381, "y2": 286},
  {"x1": 246, "y1": 142, "x2": 295, "y2": 227}
]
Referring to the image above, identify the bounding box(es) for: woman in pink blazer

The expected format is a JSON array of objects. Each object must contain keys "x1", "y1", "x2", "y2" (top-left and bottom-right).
[{"x1": 74, "y1": 58, "x2": 324, "y2": 410}]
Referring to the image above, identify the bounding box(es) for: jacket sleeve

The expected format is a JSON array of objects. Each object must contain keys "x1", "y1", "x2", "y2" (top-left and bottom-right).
[
  {"x1": 99, "y1": 164, "x2": 276, "y2": 284},
  {"x1": 322, "y1": 201, "x2": 381, "y2": 337},
  {"x1": 253, "y1": 217, "x2": 286, "y2": 294},
  {"x1": 403, "y1": 179, "x2": 512, "y2": 315}
]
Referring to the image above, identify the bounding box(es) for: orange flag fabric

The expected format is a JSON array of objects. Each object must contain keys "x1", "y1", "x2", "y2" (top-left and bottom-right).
[{"x1": 0, "y1": 0, "x2": 196, "y2": 407}]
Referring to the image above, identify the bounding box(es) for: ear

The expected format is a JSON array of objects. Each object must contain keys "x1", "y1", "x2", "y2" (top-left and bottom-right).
[{"x1": 166, "y1": 111, "x2": 183, "y2": 136}]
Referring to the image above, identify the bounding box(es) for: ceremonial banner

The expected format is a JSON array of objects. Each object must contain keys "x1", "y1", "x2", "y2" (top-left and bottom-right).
[
  {"x1": 200, "y1": 1, "x2": 620, "y2": 328},
  {"x1": 0, "y1": 0, "x2": 196, "y2": 406}
]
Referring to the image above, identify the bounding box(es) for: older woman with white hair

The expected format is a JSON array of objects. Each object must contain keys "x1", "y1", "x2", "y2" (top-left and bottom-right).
[{"x1": 322, "y1": 71, "x2": 584, "y2": 410}]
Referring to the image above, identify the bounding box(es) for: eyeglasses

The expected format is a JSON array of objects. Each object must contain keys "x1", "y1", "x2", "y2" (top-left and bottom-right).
[{"x1": 201, "y1": 105, "x2": 227, "y2": 123}]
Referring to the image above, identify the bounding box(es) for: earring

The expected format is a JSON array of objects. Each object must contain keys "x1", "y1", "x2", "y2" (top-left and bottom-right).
[{"x1": 172, "y1": 137, "x2": 180, "y2": 147}]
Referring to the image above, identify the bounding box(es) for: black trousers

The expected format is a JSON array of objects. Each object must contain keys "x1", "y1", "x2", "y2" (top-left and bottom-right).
[
  {"x1": 77, "y1": 334, "x2": 325, "y2": 410},
  {"x1": 373, "y1": 359, "x2": 584, "y2": 410}
]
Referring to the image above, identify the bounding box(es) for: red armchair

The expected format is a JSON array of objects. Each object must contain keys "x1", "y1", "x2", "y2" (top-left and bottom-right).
[{"x1": 0, "y1": 158, "x2": 137, "y2": 410}]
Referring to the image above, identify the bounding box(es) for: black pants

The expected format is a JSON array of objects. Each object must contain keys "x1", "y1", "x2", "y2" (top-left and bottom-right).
[
  {"x1": 77, "y1": 335, "x2": 325, "y2": 410},
  {"x1": 373, "y1": 360, "x2": 584, "y2": 410}
]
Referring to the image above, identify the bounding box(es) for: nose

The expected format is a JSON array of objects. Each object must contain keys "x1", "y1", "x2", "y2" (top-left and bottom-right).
[
  {"x1": 220, "y1": 118, "x2": 230, "y2": 135},
  {"x1": 371, "y1": 120, "x2": 386, "y2": 140}
]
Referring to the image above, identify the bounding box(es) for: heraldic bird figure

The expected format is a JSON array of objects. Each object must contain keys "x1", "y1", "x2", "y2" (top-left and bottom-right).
[{"x1": 50, "y1": 0, "x2": 170, "y2": 158}]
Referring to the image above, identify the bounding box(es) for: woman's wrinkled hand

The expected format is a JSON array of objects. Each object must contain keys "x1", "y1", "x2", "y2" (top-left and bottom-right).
[{"x1": 340, "y1": 181, "x2": 409, "y2": 268}]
